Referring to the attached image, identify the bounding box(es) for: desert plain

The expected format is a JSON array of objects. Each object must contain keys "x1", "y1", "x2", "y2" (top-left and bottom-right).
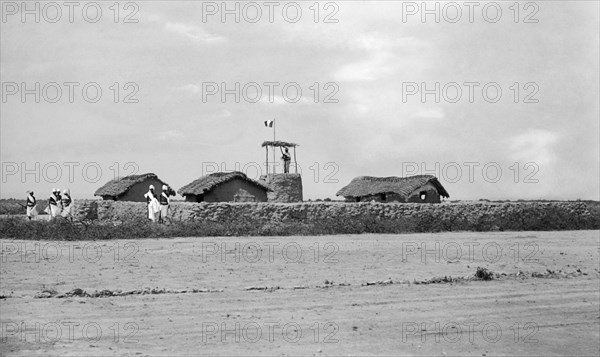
[{"x1": 1, "y1": 230, "x2": 599, "y2": 356}]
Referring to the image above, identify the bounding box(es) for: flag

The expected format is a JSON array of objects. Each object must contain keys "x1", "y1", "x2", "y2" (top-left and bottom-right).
[{"x1": 264, "y1": 120, "x2": 274, "y2": 127}]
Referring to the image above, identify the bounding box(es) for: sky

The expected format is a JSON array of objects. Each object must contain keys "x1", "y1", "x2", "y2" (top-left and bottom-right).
[{"x1": 1, "y1": 1, "x2": 599, "y2": 201}]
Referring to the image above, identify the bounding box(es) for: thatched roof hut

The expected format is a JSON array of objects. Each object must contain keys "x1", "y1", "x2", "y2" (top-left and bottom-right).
[
  {"x1": 94, "y1": 173, "x2": 172, "y2": 202},
  {"x1": 178, "y1": 172, "x2": 271, "y2": 203},
  {"x1": 336, "y1": 175, "x2": 449, "y2": 203}
]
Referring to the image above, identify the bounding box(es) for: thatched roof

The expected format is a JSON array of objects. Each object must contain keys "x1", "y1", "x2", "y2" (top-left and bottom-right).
[
  {"x1": 94, "y1": 173, "x2": 165, "y2": 197},
  {"x1": 178, "y1": 171, "x2": 271, "y2": 196},
  {"x1": 336, "y1": 175, "x2": 449, "y2": 199},
  {"x1": 261, "y1": 141, "x2": 298, "y2": 148}
]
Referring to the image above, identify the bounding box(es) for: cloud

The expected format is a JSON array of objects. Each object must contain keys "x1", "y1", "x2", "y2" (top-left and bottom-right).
[
  {"x1": 347, "y1": 103, "x2": 370, "y2": 116},
  {"x1": 216, "y1": 109, "x2": 232, "y2": 118},
  {"x1": 410, "y1": 109, "x2": 445, "y2": 119},
  {"x1": 172, "y1": 84, "x2": 201, "y2": 95},
  {"x1": 509, "y1": 129, "x2": 560, "y2": 166},
  {"x1": 158, "y1": 130, "x2": 185, "y2": 141},
  {"x1": 165, "y1": 22, "x2": 224, "y2": 42},
  {"x1": 354, "y1": 34, "x2": 426, "y2": 51},
  {"x1": 259, "y1": 95, "x2": 309, "y2": 105},
  {"x1": 334, "y1": 53, "x2": 393, "y2": 82},
  {"x1": 334, "y1": 34, "x2": 429, "y2": 82}
]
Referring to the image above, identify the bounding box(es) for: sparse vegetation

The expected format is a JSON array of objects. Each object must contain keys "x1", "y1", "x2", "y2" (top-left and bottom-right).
[
  {"x1": 0, "y1": 216, "x2": 418, "y2": 240},
  {"x1": 475, "y1": 267, "x2": 494, "y2": 280},
  {"x1": 0, "y1": 199, "x2": 48, "y2": 215}
]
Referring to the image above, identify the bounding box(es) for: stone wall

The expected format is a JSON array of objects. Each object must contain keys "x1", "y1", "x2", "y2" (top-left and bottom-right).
[
  {"x1": 262, "y1": 174, "x2": 303, "y2": 203},
  {"x1": 70, "y1": 199, "x2": 598, "y2": 231}
]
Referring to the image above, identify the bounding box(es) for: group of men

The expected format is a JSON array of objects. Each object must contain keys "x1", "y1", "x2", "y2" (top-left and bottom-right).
[
  {"x1": 25, "y1": 185, "x2": 170, "y2": 223},
  {"x1": 25, "y1": 188, "x2": 73, "y2": 220},
  {"x1": 144, "y1": 184, "x2": 172, "y2": 223}
]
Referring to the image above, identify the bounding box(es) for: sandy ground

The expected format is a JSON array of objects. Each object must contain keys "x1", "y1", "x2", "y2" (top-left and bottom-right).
[{"x1": 0, "y1": 231, "x2": 599, "y2": 356}]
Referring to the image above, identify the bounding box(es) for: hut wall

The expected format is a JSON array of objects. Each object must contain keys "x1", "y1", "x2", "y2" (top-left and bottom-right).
[
  {"x1": 233, "y1": 189, "x2": 258, "y2": 202},
  {"x1": 202, "y1": 178, "x2": 268, "y2": 202},
  {"x1": 357, "y1": 194, "x2": 384, "y2": 203},
  {"x1": 387, "y1": 193, "x2": 405, "y2": 202},
  {"x1": 356, "y1": 192, "x2": 405, "y2": 203},
  {"x1": 345, "y1": 187, "x2": 440, "y2": 203},
  {"x1": 116, "y1": 179, "x2": 166, "y2": 202},
  {"x1": 185, "y1": 194, "x2": 203, "y2": 203},
  {"x1": 406, "y1": 182, "x2": 441, "y2": 203}
]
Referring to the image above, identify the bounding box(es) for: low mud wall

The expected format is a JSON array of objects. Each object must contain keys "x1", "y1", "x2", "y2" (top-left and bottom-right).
[{"x1": 70, "y1": 200, "x2": 599, "y2": 231}]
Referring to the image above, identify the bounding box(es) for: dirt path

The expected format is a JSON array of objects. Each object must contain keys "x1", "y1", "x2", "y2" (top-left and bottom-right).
[{"x1": 1, "y1": 231, "x2": 599, "y2": 356}]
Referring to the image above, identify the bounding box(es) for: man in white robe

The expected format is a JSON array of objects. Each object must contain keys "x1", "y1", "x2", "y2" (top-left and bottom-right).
[
  {"x1": 48, "y1": 188, "x2": 61, "y2": 219},
  {"x1": 61, "y1": 189, "x2": 73, "y2": 220},
  {"x1": 26, "y1": 191, "x2": 38, "y2": 220},
  {"x1": 55, "y1": 189, "x2": 63, "y2": 211},
  {"x1": 144, "y1": 185, "x2": 160, "y2": 222}
]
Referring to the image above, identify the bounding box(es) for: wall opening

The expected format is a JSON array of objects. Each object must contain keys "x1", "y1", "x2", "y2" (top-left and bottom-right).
[{"x1": 420, "y1": 191, "x2": 427, "y2": 201}]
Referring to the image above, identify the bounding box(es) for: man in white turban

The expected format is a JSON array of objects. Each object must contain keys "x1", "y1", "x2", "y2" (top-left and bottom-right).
[
  {"x1": 61, "y1": 189, "x2": 73, "y2": 221},
  {"x1": 55, "y1": 189, "x2": 63, "y2": 210},
  {"x1": 158, "y1": 185, "x2": 171, "y2": 224},
  {"x1": 48, "y1": 188, "x2": 61, "y2": 219},
  {"x1": 26, "y1": 190, "x2": 38, "y2": 220},
  {"x1": 144, "y1": 185, "x2": 160, "y2": 222}
]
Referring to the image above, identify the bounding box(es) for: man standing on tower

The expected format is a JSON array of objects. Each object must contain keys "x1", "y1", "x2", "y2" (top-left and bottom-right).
[{"x1": 281, "y1": 147, "x2": 291, "y2": 174}]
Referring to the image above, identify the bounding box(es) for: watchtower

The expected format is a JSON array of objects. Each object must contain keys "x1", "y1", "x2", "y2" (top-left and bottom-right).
[{"x1": 260, "y1": 141, "x2": 303, "y2": 202}]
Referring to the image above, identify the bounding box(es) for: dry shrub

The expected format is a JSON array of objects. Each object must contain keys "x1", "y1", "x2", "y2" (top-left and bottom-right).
[{"x1": 475, "y1": 267, "x2": 494, "y2": 280}]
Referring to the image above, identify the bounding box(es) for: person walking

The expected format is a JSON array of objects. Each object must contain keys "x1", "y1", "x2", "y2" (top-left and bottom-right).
[
  {"x1": 144, "y1": 185, "x2": 160, "y2": 222},
  {"x1": 158, "y1": 185, "x2": 171, "y2": 224},
  {"x1": 48, "y1": 188, "x2": 61, "y2": 219},
  {"x1": 26, "y1": 190, "x2": 38, "y2": 220},
  {"x1": 55, "y1": 188, "x2": 62, "y2": 210},
  {"x1": 281, "y1": 147, "x2": 291, "y2": 174},
  {"x1": 61, "y1": 189, "x2": 73, "y2": 221}
]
